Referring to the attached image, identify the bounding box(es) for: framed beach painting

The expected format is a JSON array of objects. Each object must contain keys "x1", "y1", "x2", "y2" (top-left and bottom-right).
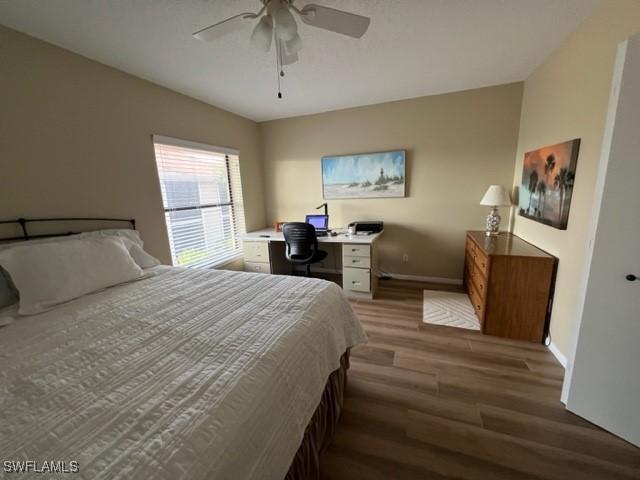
[
  {"x1": 518, "y1": 139, "x2": 580, "y2": 230},
  {"x1": 321, "y1": 150, "x2": 406, "y2": 199}
]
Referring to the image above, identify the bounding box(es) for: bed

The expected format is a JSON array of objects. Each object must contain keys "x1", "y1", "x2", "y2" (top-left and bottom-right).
[{"x1": 0, "y1": 219, "x2": 367, "y2": 479}]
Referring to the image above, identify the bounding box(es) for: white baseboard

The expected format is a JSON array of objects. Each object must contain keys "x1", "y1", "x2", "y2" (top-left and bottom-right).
[
  {"x1": 548, "y1": 341, "x2": 568, "y2": 368},
  {"x1": 385, "y1": 272, "x2": 463, "y2": 286}
]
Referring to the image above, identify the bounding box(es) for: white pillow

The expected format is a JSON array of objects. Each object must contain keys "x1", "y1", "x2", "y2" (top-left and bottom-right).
[
  {"x1": 107, "y1": 237, "x2": 160, "y2": 269},
  {"x1": 0, "y1": 229, "x2": 161, "y2": 271},
  {"x1": 0, "y1": 237, "x2": 144, "y2": 315},
  {"x1": 79, "y1": 228, "x2": 144, "y2": 247},
  {"x1": 128, "y1": 242, "x2": 161, "y2": 269},
  {"x1": 78, "y1": 229, "x2": 161, "y2": 268}
]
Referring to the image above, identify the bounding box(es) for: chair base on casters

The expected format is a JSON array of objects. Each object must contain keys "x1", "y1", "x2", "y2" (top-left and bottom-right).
[{"x1": 294, "y1": 263, "x2": 317, "y2": 277}]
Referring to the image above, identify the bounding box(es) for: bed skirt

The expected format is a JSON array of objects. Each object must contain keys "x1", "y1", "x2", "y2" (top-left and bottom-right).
[{"x1": 284, "y1": 351, "x2": 349, "y2": 480}]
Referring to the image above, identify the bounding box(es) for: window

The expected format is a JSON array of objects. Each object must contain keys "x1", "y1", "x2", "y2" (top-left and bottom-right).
[{"x1": 152, "y1": 136, "x2": 246, "y2": 268}]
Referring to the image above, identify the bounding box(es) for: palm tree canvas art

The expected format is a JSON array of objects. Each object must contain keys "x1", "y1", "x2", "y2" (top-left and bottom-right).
[
  {"x1": 322, "y1": 151, "x2": 406, "y2": 199},
  {"x1": 519, "y1": 139, "x2": 580, "y2": 229}
]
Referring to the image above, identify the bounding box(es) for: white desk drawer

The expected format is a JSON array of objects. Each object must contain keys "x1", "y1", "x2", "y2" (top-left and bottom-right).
[
  {"x1": 344, "y1": 267, "x2": 371, "y2": 293},
  {"x1": 343, "y1": 255, "x2": 371, "y2": 269},
  {"x1": 244, "y1": 241, "x2": 270, "y2": 263},
  {"x1": 343, "y1": 244, "x2": 370, "y2": 258},
  {"x1": 245, "y1": 261, "x2": 271, "y2": 274}
]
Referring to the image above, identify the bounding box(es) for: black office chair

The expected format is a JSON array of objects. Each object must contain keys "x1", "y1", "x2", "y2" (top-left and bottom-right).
[{"x1": 282, "y1": 222, "x2": 328, "y2": 277}]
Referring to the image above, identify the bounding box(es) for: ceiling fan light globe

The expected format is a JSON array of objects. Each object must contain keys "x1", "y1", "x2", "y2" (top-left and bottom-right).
[
  {"x1": 285, "y1": 33, "x2": 303, "y2": 54},
  {"x1": 274, "y1": 3, "x2": 297, "y2": 41},
  {"x1": 250, "y1": 14, "x2": 273, "y2": 52}
]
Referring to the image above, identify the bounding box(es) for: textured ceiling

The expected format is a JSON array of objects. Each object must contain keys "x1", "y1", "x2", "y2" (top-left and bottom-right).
[{"x1": 0, "y1": 0, "x2": 600, "y2": 121}]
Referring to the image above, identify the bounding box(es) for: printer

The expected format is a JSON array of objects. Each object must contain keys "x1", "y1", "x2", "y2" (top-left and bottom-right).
[{"x1": 348, "y1": 221, "x2": 384, "y2": 235}]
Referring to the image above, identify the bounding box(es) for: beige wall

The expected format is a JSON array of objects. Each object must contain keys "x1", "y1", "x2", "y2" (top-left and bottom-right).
[
  {"x1": 259, "y1": 84, "x2": 523, "y2": 280},
  {"x1": 511, "y1": 0, "x2": 640, "y2": 357},
  {"x1": 0, "y1": 25, "x2": 265, "y2": 264}
]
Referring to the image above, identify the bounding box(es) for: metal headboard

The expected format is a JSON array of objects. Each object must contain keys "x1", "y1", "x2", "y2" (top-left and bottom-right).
[{"x1": 0, "y1": 217, "x2": 136, "y2": 242}]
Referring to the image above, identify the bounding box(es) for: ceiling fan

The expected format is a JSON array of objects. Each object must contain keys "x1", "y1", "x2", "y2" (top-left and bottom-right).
[{"x1": 193, "y1": 0, "x2": 371, "y2": 98}]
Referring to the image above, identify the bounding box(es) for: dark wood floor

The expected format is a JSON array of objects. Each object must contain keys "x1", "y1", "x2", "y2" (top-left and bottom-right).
[{"x1": 319, "y1": 280, "x2": 640, "y2": 480}]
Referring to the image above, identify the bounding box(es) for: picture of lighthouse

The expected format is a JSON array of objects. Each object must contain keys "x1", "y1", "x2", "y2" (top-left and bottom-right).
[{"x1": 321, "y1": 150, "x2": 406, "y2": 199}]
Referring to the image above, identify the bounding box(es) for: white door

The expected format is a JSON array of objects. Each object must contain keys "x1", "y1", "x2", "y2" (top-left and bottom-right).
[{"x1": 564, "y1": 35, "x2": 640, "y2": 447}]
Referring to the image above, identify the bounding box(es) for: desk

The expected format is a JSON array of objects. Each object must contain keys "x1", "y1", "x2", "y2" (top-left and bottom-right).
[{"x1": 243, "y1": 228, "x2": 383, "y2": 299}]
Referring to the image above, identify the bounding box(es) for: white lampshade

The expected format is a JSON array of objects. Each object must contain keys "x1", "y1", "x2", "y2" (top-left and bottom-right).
[
  {"x1": 274, "y1": 2, "x2": 297, "y2": 41},
  {"x1": 250, "y1": 15, "x2": 273, "y2": 52},
  {"x1": 480, "y1": 185, "x2": 512, "y2": 207},
  {"x1": 285, "y1": 33, "x2": 303, "y2": 54}
]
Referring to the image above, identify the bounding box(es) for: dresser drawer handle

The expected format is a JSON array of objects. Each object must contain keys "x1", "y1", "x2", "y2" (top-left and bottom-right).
[
  {"x1": 352, "y1": 281, "x2": 360, "y2": 285},
  {"x1": 352, "y1": 259, "x2": 359, "y2": 263}
]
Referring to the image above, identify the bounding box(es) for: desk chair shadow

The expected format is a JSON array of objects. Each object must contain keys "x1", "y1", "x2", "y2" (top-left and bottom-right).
[{"x1": 282, "y1": 222, "x2": 328, "y2": 277}]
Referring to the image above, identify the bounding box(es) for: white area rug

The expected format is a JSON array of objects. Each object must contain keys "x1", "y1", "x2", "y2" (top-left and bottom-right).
[{"x1": 423, "y1": 290, "x2": 480, "y2": 331}]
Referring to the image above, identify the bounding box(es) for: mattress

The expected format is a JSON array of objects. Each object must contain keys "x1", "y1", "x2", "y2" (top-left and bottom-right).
[{"x1": 0, "y1": 266, "x2": 366, "y2": 479}]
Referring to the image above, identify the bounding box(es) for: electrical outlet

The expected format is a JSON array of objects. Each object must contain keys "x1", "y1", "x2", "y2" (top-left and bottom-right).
[{"x1": 402, "y1": 253, "x2": 409, "y2": 262}]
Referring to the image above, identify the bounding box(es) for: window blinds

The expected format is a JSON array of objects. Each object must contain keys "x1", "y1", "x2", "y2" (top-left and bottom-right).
[{"x1": 152, "y1": 136, "x2": 246, "y2": 268}]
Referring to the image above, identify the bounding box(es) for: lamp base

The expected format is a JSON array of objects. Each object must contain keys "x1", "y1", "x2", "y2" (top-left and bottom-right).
[{"x1": 485, "y1": 207, "x2": 501, "y2": 236}]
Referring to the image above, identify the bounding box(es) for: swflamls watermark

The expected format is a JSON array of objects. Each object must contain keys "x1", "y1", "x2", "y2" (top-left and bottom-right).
[{"x1": 3, "y1": 460, "x2": 79, "y2": 474}]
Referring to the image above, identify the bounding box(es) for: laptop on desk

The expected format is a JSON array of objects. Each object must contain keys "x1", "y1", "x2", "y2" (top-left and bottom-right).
[{"x1": 305, "y1": 214, "x2": 329, "y2": 237}]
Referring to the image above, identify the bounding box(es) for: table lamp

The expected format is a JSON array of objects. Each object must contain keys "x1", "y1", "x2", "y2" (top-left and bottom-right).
[{"x1": 480, "y1": 185, "x2": 512, "y2": 236}]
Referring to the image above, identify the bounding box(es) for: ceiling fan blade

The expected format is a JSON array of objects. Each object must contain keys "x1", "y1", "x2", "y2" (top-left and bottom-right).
[
  {"x1": 300, "y1": 4, "x2": 370, "y2": 39},
  {"x1": 193, "y1": 13, "x2": 256, "y2": 42}
]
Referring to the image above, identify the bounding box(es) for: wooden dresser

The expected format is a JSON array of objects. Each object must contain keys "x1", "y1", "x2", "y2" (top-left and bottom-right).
[{"x1": 463, "y1": 231, "x2": 557, "y2": 343}]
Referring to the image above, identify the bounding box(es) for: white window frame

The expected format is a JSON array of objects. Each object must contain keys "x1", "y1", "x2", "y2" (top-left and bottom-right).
[{"x1": 152, "y1": 135, "x2": 246, "y2": 268}]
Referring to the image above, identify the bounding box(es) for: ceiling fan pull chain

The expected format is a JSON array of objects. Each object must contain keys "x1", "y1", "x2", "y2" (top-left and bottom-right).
[
  {"x1": 276, "y1": 38, "x2": 283, "y2": 98},
  {"x1": 276, "y1": 37, "x2": 286, "y2": 98},
  {"x1": 279, "y1": 39, "x2": 285, "y2": 77}
]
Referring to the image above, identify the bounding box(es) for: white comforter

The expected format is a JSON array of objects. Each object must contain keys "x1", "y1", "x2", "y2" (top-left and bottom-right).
[{"x1": 0, "y1": 267, "x2": 366, "y2": 479}]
